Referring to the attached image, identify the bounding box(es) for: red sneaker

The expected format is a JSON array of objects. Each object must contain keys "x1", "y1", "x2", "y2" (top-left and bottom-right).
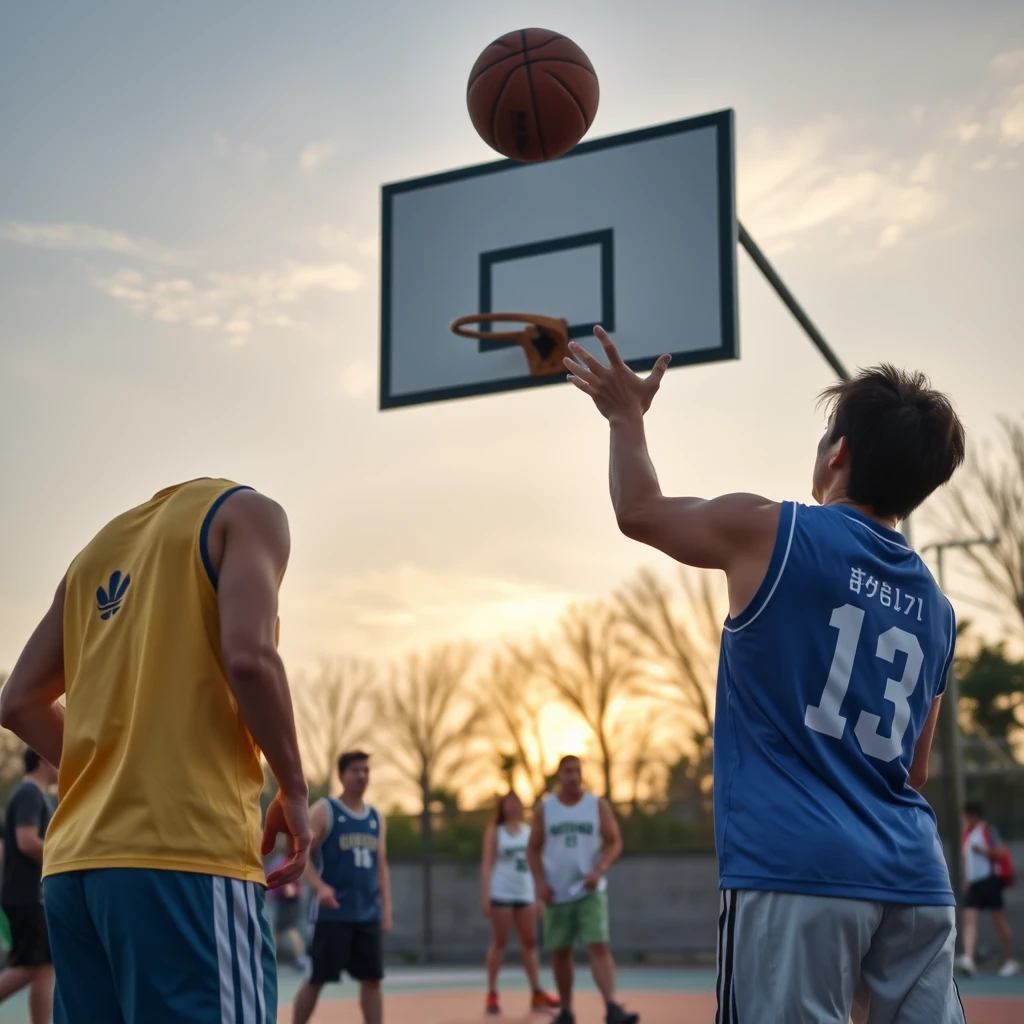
[
  {"x1": 531, "y1": 990, "x2": 561, "y2": 1011},
  {"x1": 486, "y1": 991, "x2": 501, "y2": 1015}
]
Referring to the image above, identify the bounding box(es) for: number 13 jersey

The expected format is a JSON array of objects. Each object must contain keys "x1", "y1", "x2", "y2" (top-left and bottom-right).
[
  {"x1": 715, "y1": 502, "x2": 955, "y2": 905},
  {"x1": 314, "y1": 798, "x2": 382, "y2": 923}
]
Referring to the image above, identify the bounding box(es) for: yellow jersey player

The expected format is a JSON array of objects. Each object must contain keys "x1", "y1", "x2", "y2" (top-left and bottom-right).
[{"x1": 0, "y1": 478, "x2": 311, "y2": 1024}]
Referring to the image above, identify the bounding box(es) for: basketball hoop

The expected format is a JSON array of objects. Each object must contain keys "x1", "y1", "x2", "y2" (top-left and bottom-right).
[{"x1": 450, "y1": 313, "x2": 570, "y2": 377}]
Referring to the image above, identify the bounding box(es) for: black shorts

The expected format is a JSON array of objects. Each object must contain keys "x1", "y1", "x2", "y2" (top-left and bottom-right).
[
  {"x1": 490, "y1": 899, "x2": 532, "y2": 909},
  {"x1": 2, "y1": 904, "x2": 51, "y2": 967},
  {"x1": 964, "y1": 875, "x2": 1005, "y2": 910},
  {"x1": 309, "y1": 920, "x2": 383, "y2": 983}
]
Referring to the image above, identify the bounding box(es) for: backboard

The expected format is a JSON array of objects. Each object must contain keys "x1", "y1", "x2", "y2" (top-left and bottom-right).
[{"x1": 380, "y1": 109, "x2": 738, "y2": 410}]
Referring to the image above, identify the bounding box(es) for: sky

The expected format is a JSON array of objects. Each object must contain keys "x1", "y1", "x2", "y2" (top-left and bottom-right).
[{"x1": 2, "y1": 0, "x2": 1023, "y2": 680}]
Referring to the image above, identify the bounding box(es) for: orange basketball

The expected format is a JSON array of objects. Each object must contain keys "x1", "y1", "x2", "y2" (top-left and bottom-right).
[{"x1": 467, "y1": 28, "x2": 599, "y2": 162}]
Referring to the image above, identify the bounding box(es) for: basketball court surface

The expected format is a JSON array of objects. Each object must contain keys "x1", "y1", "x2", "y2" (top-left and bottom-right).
[{"x1": 1, "y1": 966, "x2": 1017, "y2": 1023}]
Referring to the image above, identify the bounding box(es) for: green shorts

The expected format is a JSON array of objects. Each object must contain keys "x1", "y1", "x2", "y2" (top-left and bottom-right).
[{"x1": 543, "y1": 891, "x2": 610, "y2": 950}]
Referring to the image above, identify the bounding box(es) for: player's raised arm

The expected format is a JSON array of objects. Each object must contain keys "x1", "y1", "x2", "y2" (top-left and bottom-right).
[
  {"x1": 0, "y1": 578, "x2": 67, "y2": 769},
  {"x1": 565, "y1": 327, "x2": 780, "y2": 578},
  {"x1": 211, "y1": 489, "x2": 311, "y2": 885}
]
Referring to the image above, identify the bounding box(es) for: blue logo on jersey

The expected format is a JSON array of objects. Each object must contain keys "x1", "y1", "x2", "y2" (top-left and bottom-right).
[{"x1": 96, "y1": 571, "x2": 131, "y2": 620}]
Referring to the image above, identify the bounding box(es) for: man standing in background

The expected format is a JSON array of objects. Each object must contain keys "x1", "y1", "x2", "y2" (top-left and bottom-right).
[
  {"x1": 528, "y1": 755, "x2": 637, "y2": 1024},
  {"x1": 0, "y1": 749, "x2": 57, "y2": 1024}
]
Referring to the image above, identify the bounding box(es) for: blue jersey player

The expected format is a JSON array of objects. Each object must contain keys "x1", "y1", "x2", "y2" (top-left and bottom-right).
[
  {"x1": 293, "y1": 752, "x2": 392, "y2": 1024},
  {"x1": 566, "y1": 328, "x2": 967, "y2": 1024}
]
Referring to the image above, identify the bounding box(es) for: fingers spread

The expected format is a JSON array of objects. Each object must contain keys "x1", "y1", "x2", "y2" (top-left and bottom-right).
[
  {"x1": 566, "y1": 373, "x2": 597, "y2": 397},
  {"x1": 568, "y1": 340, "x2": 607, "y2": 374},
  {"x1": 593, "y1": 326, "x2": 626, "y2": 367}
]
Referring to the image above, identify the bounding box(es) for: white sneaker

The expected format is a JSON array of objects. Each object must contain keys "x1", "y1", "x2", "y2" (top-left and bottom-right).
[
  {"x1": 997, "y1": 959, "x2": 1021, "y2": 978},
  {"x1": 955, "y1": 954, "x2": 977, "y2": 975}
]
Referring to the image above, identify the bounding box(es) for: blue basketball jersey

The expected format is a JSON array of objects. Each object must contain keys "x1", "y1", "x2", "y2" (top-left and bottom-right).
[
  {"x1": 313, "y1": 798, "x2": 382, "y2": 923},
  {"x1": 715, "y1": 502, "x2": 956, "y2": 905}
]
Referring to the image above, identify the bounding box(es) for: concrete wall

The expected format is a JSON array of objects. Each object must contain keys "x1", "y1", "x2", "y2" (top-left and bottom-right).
[{"x1": 382, "y1": 843, "x2": 1024, "y2": 963}]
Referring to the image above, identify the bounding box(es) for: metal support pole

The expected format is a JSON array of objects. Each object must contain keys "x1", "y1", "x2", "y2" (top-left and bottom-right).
[
  {"x1": 934, "y1": 548, "x2": 966, "y2": 903},
  {"x1": 738, "y1": 222, "x2": 851, "y2": 382}
]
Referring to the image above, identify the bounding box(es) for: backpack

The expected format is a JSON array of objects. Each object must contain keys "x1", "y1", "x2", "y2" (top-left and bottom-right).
[{"x1": 964, "y1": 822, "x2": 1017, "y2": 888}]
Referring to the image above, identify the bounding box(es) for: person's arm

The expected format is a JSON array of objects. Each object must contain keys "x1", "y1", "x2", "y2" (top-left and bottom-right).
[
  {"x1": 300, "y1": 800, "x2": 337, "y2": 907},
  {"x1": 565, "y1": 328, "x2": 779, "y2": 576},
  {"x1": 0, "y1": 580, "x2": 67, "y2": 769},
  {"x1": 527, "y1": 801, "x2": 553, "y2": 903},
  {"x1": 211, "y1": 490, "x2": 311, "y2": 886},
  {"x1": 908, "y1": 696, "x2": 942, "y2": 791},
  {"x1": 585, "y1": 798, "x2": 623, "y2": 890},
  {"x1": 377, "y1": 814, "x2": 392, "y2": 933},
  {"x1": 480, "y1": 824, "x2": 497, "y2": 915},
  {"x1": 15, "y1": 825, "x2": 45, "y2": 863}
]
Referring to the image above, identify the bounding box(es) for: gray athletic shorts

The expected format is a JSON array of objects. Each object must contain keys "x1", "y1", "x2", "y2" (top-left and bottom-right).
[{"x1": 716, "y1": 890, "x2": 967, "y2": 1024}]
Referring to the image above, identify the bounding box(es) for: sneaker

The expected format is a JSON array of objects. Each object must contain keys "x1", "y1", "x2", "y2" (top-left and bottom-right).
[
  {"x1": 605, "y1": 1002, "x2": 640, "y2": 1024},
  {"x1": 486, "y1": 991, "x2": 500, "y2": 1015},
  {"x1": 531, "y1": 990, "x2": 561, "y2": 1011},
  {"x1": 552, "y1": 1011, "x2": 575, "y2": 1024},
  {"x1": 955, "y1": 954, "x2": 977, "y2": 976},
  {"x1": 997, "y1": 960, "x2": 1021, "y2": 978}
]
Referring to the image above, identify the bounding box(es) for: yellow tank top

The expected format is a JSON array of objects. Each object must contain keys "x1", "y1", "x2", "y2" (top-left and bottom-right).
[{"x1": 44, "y1": 478, "x2": 268, "y2": 883}]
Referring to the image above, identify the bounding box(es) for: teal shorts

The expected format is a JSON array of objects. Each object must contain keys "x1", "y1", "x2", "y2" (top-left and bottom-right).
[{"x1": 44, "y1": 868, "x2": 277, "y2": 1023}]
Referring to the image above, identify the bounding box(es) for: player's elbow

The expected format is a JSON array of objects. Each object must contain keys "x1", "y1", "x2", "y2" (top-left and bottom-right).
[
  {"x1": 0, "y1": 683, "x2": 31, "y2": 732},
  {"x1": 908, "y1": 766, "x2": 928, "y2": 792},
  {"x1": 222, "y1": 642, "x2": 281, "y2": 690},
  {"x1": 615, "y1": 505, "x2": 653, "y2": 542}
]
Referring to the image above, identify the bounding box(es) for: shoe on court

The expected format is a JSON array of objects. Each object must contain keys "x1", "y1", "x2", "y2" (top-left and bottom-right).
[
  {"x1": 605, "y1": 1002, "x2": 640, "y2": 1024},
  {"x1": 955, "y1": 954, "x2": 977, "y2": 975},
  {"x1": 531, "y1": 990, "x2": 561, "y2": 1010},
  {"x1": 552, "y1": 1011, "x2": 575, "y2": 1024},
  {"x1": 486, "y1": 991, "x2": 500, "y2": 1015},
  {"x1": 997, "y1": 960, "x2": 1021, "y2": 978}
]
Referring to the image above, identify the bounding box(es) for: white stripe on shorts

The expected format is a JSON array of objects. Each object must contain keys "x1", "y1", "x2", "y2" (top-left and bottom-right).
[
  {"x1": 213, "y1": 876, "x2": 236, "y2": 1024},
  {"x1": 231, "y1": 879, "x2": 257, "y2": 1024},
  {"x1": 246, "y1": 881, "x2": 267, "y2": 1024}
]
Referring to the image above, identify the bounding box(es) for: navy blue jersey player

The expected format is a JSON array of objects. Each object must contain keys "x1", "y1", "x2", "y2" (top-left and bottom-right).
[
  {"x1": 293, "y1": 752, "x2": 392, "y2": 1024},
  {"x1": 566, "y1": 328, "x2": 967, "y2": 1024}
]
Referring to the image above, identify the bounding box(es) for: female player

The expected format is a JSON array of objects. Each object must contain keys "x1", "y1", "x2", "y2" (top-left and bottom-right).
[{"x1": 481, "y1": 791, "x2": 560, "y2": 1015}]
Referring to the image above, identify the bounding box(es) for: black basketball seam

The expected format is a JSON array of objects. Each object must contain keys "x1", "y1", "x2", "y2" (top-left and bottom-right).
[
  {"x1": 467, "y1": 34, "x2": 580, "y2": 91},
  {"x1": 488, "y1": 64, "x2": 523, "y2": 149},
  {"x1": 544, "y1": 69, "x2": 595, "y2": 131},
  {"x1": 521, "y1": 28, "x2": 548, "y2": 160}
]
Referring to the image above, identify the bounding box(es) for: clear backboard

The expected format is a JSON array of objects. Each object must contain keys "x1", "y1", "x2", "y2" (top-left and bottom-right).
[{"x1": 380, "y1": 109, "x2": 738, "y2": 410}]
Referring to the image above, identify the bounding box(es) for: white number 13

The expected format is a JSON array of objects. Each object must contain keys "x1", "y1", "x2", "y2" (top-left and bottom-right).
[{"x1": 804, "y1": 603, "x2": 923, "y2": 762}]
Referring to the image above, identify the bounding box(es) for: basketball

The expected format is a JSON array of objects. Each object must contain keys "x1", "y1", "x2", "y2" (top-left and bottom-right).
[{"x1": 467, "y1": 28, "x2": 599, "y2": 162}]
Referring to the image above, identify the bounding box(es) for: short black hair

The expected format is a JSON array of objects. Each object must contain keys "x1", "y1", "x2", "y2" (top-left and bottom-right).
[
  {"x1": 964, "y1": 801, "x2": 984, "y2": 817},
  {"x1": 557, "y1": 755, "x2": 580, "y2": 772},
  {"x1": 23, "y1": 749, "x2": 41, "y2": 773},
  {"x1": 819, "y1": 364, "x2": 966, "y2": 520},
  {"x1": 337, "y1": 751, "x2": 370, "y2": 777}
]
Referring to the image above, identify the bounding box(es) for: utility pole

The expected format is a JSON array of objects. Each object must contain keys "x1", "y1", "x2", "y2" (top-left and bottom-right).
[{"x1": 920, "y1": 536, "x2": 1000, "y2": 903}]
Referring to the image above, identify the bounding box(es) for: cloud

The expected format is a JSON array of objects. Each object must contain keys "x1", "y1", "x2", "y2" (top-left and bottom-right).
[
  {"x1": 951, "y1": 50, "x2": 1024, "y2": 151},
  {"x1": 285, "y1": 565, "x2": 584, "y2": 661},
  {"x1": 213, "y1": 132, "x2": 268, "y2": 166},
  {"x1": 312, "y1": 225, "x2": 379, "y2": 258},
  {"x1": 739, "y1": 121, "x2": 945, "y2": 252},
  {"x1": 339, "y1": 360, "x2": 375, "y2": 398},
  {"x1": 299, "y1": 141, "x2": 339, "y2": 170},
  {"x1": 94, "y1": 259, "x2": 366, "y2": 343},
  {"x1": 0, "y1": 221, "x2": 184, "y2": 264}
]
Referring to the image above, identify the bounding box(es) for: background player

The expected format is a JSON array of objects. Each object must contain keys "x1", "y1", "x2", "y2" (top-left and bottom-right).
[
  {"x1": 480, "y1": 790, "x2": 559, "y2": 1015},
  {"x1": 0, "y1": 477, "x2": 311, "y2": 1023},
  {"x1": 293, "y1": 751, "x2": 391, "y2": 1024},
  {"x1": 0, "y1": 748, "x2": 57, "y2": 1024},
  {"x1": 957, "y1": 801, "x2": 1019, "y2": 977},
  {"x1": 527, "y1": 755, "x2": 637, "y2": 1024},
  {"x1": 566, "y1": 328, "x2": 967, "y2": 1023}
]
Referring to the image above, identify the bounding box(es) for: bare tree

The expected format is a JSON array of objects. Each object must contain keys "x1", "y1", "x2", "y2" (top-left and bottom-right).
[
  {"x1": 293, "y1": 658, "x2": 374, "y2": 795},
  {"x1": 481, "y1": 654, "x2": 551, "y2": 804},
  {"x1": 375, "y1": 644, "x2": 489, "y2": 813},
  {"x1": 615, "y1": 568, "x2": 723, "y2": 768},
  {"x1": 618, "y1": 705, "x2": 684, "y2": 810},
  {"x1": 936, "y1": 416, "x2": 1024, "y2": 636},
  {"x1": 519, "y1": 602, "x2": 641, "y2": 801}
]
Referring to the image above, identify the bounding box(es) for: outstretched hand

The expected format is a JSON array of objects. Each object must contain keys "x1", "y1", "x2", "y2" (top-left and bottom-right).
[{"x1": 564, "y1": 326, "x2": 671, "y2": 422}]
